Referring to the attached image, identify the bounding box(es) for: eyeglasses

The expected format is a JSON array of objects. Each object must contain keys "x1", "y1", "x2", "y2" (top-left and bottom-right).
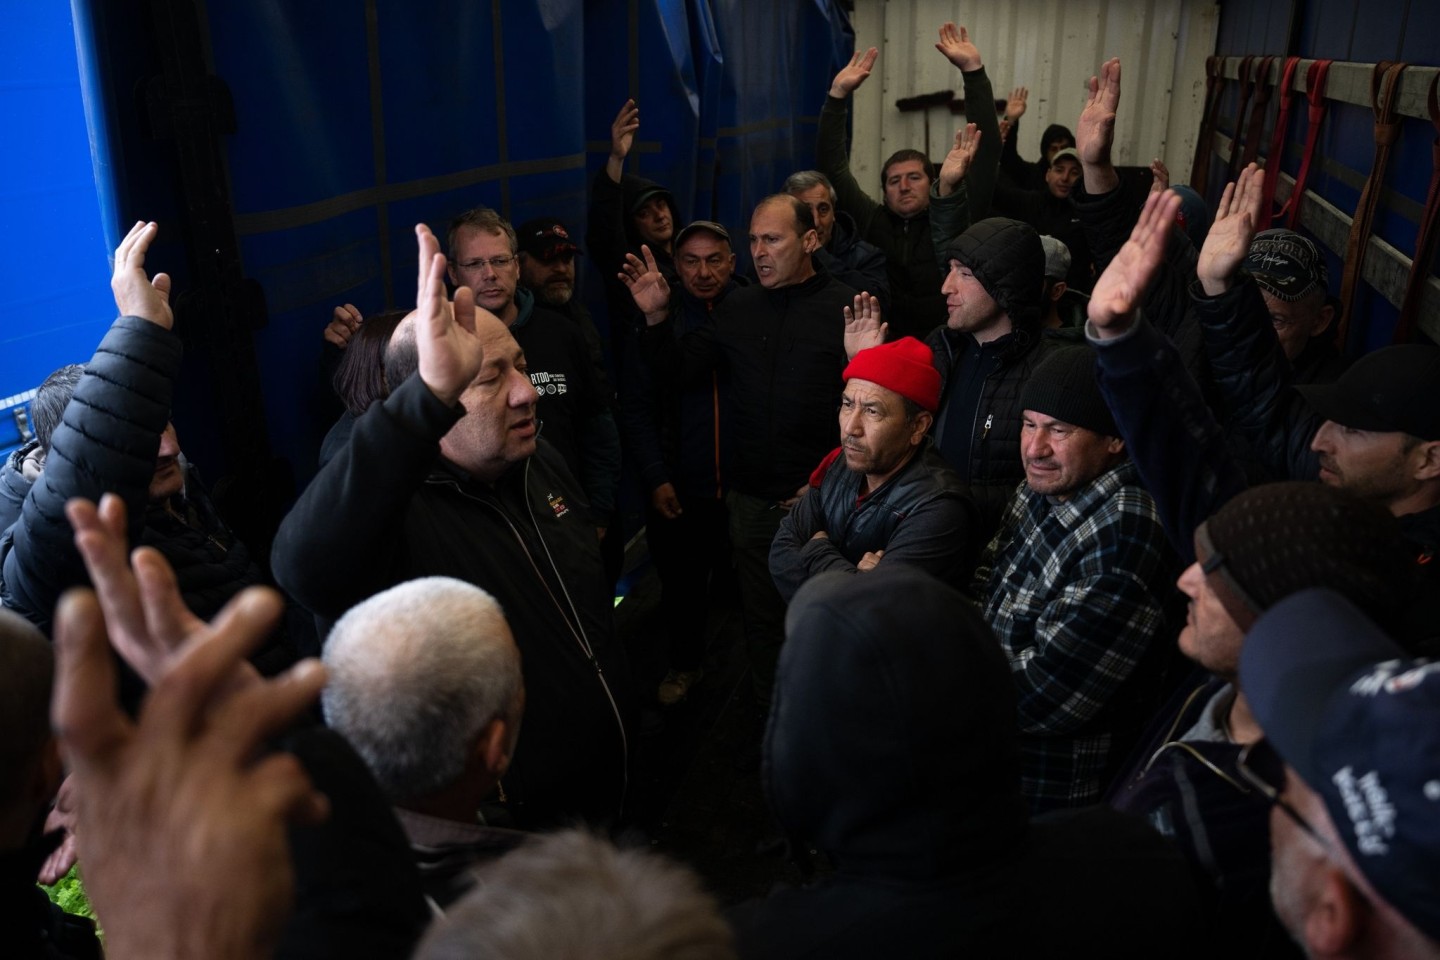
[
  {"x1": 1235, "y1": 737, "x2": 1337, "y2": 853},
  {"x1": 453, "y1": 255, "x2": 517, "y2": 271}
]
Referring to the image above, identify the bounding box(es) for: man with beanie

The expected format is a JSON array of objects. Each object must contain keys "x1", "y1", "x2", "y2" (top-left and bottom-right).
[
  {"x1": 976, "y1": 343, "x2": 1176, "y2": 813},
  {"x1": 1241, "y1": 589, "x2": 1440, "y2": 959},
  {"x1": 1086, "y1": 190, "x2": 1431, "y2": 954},
  {"x1": 926, "y1": 216, "x2": 1060, "y2": 539},
  {"x1": 769, "y1": 337, "x2": 977, "y2": 603}
]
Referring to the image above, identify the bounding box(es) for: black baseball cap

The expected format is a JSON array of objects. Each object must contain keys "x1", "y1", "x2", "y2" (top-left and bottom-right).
[
  {"x1": 1296, "y1": 344, "x2": 1440, "y2": 439},
  {"x1": 516, "y1": 218, "x2": 581, "y2": 260}
]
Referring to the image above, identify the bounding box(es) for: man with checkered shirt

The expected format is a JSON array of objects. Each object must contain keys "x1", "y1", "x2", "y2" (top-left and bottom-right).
[{"x1": 977, "y1": 344, "x2": 1180, "y2": 813}]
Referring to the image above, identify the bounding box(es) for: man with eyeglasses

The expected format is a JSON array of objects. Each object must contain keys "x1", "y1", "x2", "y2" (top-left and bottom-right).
[
  {"x1": 1088, "y1": 190, "x2": 1431, "y2": 953},
  {"x1": 448, "y1": 207, "x2": 619, "y2": 538},
  {"x1": 1240, "y1": 588, "x2": 1440, "y2": 959}
]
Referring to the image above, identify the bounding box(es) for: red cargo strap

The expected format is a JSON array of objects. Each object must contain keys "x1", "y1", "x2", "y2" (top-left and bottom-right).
[
  {"x1": 1395, "y1": 73, "x2": 1440, "y2": 344},
  {"x1": 1240, "y1": 56, "x2": 1278, "y2": 170},
  {"x1": 1260, "y1": 57, "x2": 1302, "y2": 229},
  {"x1": 1336, "y1": 61, "x2": 1409, "y2": 349},
  {"x1": 1227, "y1": 56, "x2": 1258, "y2": 179},
  {"x1": 1282, "y1": 59, "x2": 1334, "y2": 230},
  {"x1": 1190, "y1": 56, "x2": 1225, "y2": 195}
]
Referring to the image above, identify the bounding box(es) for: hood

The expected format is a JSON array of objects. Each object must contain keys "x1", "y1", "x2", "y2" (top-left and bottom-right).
[
  {"x1": 620, "y1": 174, "x2": 678, "y2": 249},
  {"x1": 1039, "y1": 123, "x2": 1074, "y2": 156},
  {"x1": 764, "y1": 566, "x2": 1027, "y2": 880},
  {"x1": 946, "y1": 217, "x2": 1045, "y2": 334},
  {"x1": 826, "y1": 208, "x2": 861, "y2": 255}
]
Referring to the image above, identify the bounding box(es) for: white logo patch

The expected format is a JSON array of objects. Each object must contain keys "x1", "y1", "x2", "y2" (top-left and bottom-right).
[
  {"x1": 1332, "y1": 766, "x2": 1396, "y2": 856},
  {"x1": 529, "y1": 370, "x2": 568, "y2": 396}
]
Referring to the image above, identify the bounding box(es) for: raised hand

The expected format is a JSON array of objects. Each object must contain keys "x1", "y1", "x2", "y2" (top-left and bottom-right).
[
  {"x1": 1006, "y1": 86, "x2": 1029, "y2": 120},
  {"x1": 619, "y1": 245, "x2": 672, "y2": 325},
  {"x1": 111, "y1": 220, "x2": 174, "y2": 330},
  {"x1": 51, "y1": 562, "x2": 327, "y2": 959},
  {"x1": 1076, "y1": 58, "x2": 1121, "y2": 192},
  {"x1": 1088, "y1": 189, "x2": 1183, "y2": 337},
  {"x1": 1198, "y1": 162, "x2": 1264, "y2": 295},
  {"x1": 415, "y1": 223, "x2": 485, "y2": 405},
  {"x1": 323, "y1": 303, "x2": 363, "y2": 348},
  {"x1": 829, "y1": 47, "x2": 878, "y2": 99},
  {"x1": 843, "y1": 292, "x2": 887, "y2": 359},
  {"x1": 938, "y1": 123, "x2": 982, "y2": 197},
  {"x1": 935, "y1": 22, "x2": 981, "y2": 72},
  {"x1": 610, "y1": 99, "x2": 639, "y2": 162},
  {"x1": 1148, "y1": 158, "x2": 1170, "y2": 195}
]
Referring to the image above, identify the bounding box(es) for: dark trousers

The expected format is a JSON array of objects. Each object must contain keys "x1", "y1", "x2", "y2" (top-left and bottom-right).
[
  {"x1": 647, "y1": 494, "x2": 730, "y2": 672},
  {"x1": 726, "y1": 490, "x2": 789, "y2": 703}
]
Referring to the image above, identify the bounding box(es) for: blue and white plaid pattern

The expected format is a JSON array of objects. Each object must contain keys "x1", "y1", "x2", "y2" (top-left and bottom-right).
[{"x1": 983, "y1": 460, "x2": 1172, "y2": 811}]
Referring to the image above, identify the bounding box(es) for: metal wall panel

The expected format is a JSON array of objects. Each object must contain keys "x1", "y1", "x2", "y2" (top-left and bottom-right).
[{"x1": 847, "y1": 0, "x2": 1217, "y2": 193}]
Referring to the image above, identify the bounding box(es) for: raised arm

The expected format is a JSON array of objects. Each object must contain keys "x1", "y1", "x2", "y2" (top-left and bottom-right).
[
  {"x1": 817, "y1": 48, "x2": 882, "y2": 223},
  {"x1": 928, "y1": 124, "x2": 983, "y2": 264},
  {"x1": 1, "y1": 222, "x2": 181, "y2": 631},
  {"x1": 936, "y1": 23, "x2": 1002, "y2": 219},
  {"x1": 1087, "y1": 190, "x2": 1248, "y2": 555},
  {"x1": 1076, "y1": 58, "x2": 1122, "y2": 196}
]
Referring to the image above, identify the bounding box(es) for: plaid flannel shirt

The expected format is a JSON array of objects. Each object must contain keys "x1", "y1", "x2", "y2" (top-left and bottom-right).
[{"x1": 982, "y1": 460, "x2": 1172, "y2": 812}]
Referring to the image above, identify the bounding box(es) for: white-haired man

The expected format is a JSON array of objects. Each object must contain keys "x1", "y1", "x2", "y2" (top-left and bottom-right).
[{"x1": 323, "y1": 576, "x2": 525, "y2": 912}]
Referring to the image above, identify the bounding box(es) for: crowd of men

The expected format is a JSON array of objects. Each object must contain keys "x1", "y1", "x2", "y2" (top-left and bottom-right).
[{"x1": 2, "y1": 19, "x2": 1438, "y2": 960}]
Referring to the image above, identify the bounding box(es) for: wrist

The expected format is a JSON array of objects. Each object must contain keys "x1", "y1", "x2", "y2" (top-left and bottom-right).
[
  {"x1": 1198, "y1": 276, "x2": 1232, "y2": 297},
  {"x1": 828, "y1": 84, "x2": 850, "y2": 99}
]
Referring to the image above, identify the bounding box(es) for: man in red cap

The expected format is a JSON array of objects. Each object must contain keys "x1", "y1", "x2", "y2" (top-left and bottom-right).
[{"x1": 769, "y1": 337, "x2": 978, "y2": 603}]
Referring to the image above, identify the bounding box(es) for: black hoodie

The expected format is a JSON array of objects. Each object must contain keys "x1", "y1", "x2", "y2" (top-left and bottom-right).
[{"x1": 730, "y1": 566, "x2": 1203, "y2": 959}]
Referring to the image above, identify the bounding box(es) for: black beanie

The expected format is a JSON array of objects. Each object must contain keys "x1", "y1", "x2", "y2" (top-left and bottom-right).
[
  {"x1": 1197, "y1": 482, "x2": 1410, "y2": 633},
  {"x1": 1019, "y1": 345, "x2": 1117, "y2": 436},
  {"x1": 945, "y1": 218, "x2": 1045, "y2": 331}
]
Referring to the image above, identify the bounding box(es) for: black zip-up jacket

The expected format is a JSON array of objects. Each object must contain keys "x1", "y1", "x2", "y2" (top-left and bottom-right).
[
  {"x1": 640, "y1": 266, "x2": 857, "y2": 502},
  {"x1": 925, "y1": 324, "x2": 1059, "y2": 539},
  {"x1": 272, "y1": 373, "x2": 630, "y2": 829}
]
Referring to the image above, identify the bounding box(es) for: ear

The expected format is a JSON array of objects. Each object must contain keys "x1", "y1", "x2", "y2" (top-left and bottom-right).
[
  {"x1": 1313, "y1": 301, "x2": 1336, "y2": 336},
  {"x1": 478, "y1": 717, "x2": 512, "y2": 778},
  {"x1": 1304, "y1": 866, "x2": 1367, "y2": 957},
  {"x1": 1410, "y1": 439, "x2": 1440, "y2": 482},
  {"x1": 802, "y1": 229, "x2": 819, "y2": 254},
  {"x1": 910, "y1": 411, "x2": 934, "y2": 444},
  {"x1": 446, "y1": 262, "x2": 460, "y2": 287},
  {"x1": 1049, "y1": 281, "x2": 1068, "y2": 303},
  {"x1": 1105, "y1": 435, "x2": 1126, "y2": 456}
]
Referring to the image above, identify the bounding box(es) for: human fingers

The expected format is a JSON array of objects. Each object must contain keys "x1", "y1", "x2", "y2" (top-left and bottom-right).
[
  {"x1": 208, "y1": 658, "x2": 326, "y2": 768},
  {"x1": 142, "y1": 588, "x2": 284, "y2": 737},
  {"x1": 1214, "y1": 179, "x2": 1237, "y2": 221},
  {"x1": 133, "y1": 546, "x2": 208, "y2": 652},
  {"x1": 453, "y1": 285, "x2": 477, "y2": 335},
  {"x1": 52, "y1": 589, "x2": 130, "y2": 768},
  {"x1": 248, "y1": 752, "x2": 330, "y2": 827},
  {"x1": 641, "y1": 243, "x2": 659, "y2": 273},
  {"x1": 859, "y1": 47, "x2": 877, "y2": 71}
]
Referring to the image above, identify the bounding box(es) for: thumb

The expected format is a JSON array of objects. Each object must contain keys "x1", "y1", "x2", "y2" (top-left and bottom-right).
[{"x1": 152, "y1": 273, "x2": 173, "y2": 300}]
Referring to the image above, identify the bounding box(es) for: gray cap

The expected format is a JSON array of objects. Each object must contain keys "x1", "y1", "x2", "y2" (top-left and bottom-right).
[
  {"x1": 1039, "y1": 236, "x2": 1071, "y2": 281},
  {"x1": 674, "y1": 220, "x2": 731, "y2": 249}
]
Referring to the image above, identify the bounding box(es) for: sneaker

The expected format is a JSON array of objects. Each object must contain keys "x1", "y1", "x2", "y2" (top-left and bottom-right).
[{"x1": 657, "y1": 669, "x2": 703, "y2": 706}]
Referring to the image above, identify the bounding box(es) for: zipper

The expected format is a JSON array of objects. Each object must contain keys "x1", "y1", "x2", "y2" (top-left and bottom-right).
[{"x1": 426, "y1": 469, "x2": 629, "y2": 811}]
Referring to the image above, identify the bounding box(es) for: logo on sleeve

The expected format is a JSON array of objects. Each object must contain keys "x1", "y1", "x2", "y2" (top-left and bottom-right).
[{"x1": 547, "y1": 492, "x2": 570, "y2": 520}]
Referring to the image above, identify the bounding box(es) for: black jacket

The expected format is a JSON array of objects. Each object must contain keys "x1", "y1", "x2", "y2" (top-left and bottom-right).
[
  {"x1": 925, "y1": 324, "x2": 1060, "y2": 538},
  {"x1": 619, "y1": 279, "x2": 741, "y2": 501},
  {"x1": 272, "y1": 374, "x2": 630, "y2": 829},
  {"x1": 769, "y1": 441, "x2": 978, "y2": 602},
  {"x1": 0, "y1": 319, "x2": 274, "y2": 663},
  {"x1": 587, "y1": 170, "x2": 679, "y2": 357},
  {"x1": 0, "y1": 440, "x2": 39, "y2": 536},
  {"x1": 815, "y1": 210, "x2": 890, "y2": 314},
  {"x1": 641, "y1": 267, "x2": 857, "y2": 501}
]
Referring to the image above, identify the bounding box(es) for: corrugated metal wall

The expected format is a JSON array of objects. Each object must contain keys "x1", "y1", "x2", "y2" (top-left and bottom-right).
[{"x1": 846, "y1": 0, "x2": 1218, "y2": 191}]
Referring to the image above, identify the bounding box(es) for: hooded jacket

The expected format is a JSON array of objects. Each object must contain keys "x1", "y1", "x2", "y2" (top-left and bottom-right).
[
  {"x1": 588, "y1": 170, "x2": 680, "y2": 359},
  {"x1": 814, "y1": 210, "x2": 890, "y2": 314},
  {"x1": 729, "y1": 566, "x2": 1203, "y2": 959}
]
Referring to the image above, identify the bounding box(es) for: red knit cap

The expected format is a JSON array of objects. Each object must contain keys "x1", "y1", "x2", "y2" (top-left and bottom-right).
[{"x1": 842, "y1": 337, "x2": 941, "y2": 413}]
